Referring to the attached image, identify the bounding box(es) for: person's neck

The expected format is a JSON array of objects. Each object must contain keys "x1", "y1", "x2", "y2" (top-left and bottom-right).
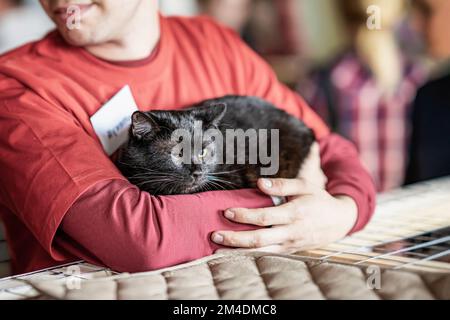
[
  {"x1": 85, "y1": 5, "x2": 160, "y2": 62},
  {"x1": 355, "y1": 27, "x2": 403, "y2": 94}
]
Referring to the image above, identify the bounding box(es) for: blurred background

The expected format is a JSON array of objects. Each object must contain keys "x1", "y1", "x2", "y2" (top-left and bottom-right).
[{"x1": 1, "y1": 0, "x2": 449, "y2": 192}]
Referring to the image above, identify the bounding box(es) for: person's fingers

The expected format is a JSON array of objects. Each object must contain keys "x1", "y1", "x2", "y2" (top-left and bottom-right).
[
  {"x1": 224, "y1": 203, "x2": 297, "y2": 227},
  {"x1": 257, "y1": 177, "x2": 316, "y2": 197},
  {"x1": 211, "y1": 226, "x2": 292, "y2": 248}
]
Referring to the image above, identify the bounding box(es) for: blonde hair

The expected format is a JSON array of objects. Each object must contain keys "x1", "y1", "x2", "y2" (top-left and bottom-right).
[{"x1": 338, "y1": 0, "x2": 407, "y2": 93}]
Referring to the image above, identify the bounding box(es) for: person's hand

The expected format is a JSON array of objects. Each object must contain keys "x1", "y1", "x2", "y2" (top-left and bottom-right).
[{"x1": 211, "y1": 143, "x2": 358, "y2": 254}]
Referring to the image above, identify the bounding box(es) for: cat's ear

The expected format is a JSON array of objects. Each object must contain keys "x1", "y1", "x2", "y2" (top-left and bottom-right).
[
  {"x1": 197, "y1": 103, "x2": 227, "y2": 126},
  {"x1": 131, "y1": 111, "x2": 159, "y2": 140}
]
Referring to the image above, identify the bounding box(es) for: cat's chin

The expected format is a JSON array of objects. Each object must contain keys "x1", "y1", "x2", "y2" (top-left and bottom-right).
[
  {"x1": 181, "y1": 184, "x2": 207, "y2": 194},
  {"x1": 142, "y1": 183, "x2": 208, "y2": 195}
]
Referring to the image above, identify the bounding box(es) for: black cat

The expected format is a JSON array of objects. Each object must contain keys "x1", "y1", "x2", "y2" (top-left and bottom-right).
[{"x1": 117, "y1": 96, "x2": 315, "y2": 195}]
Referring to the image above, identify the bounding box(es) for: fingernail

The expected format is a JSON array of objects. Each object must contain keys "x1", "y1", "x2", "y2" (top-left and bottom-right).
[
  {"x1": 212, "y1": 233, "x2": 224, "y2": 244},
  {"x1": 262, "y1": 178, "x2": 273, "y2": 188},
  {"x1": 224, "y1": 210, "x2": 235, "y2": 219}
]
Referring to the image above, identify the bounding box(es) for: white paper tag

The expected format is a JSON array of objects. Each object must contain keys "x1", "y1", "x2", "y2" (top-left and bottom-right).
[{"x1": 90, "y1": 85, "x2": 139, "y2": 156}]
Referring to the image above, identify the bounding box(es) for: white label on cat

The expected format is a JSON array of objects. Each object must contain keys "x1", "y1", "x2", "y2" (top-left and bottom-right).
[{"x1": 90, "y1": 85, "x2": 139, "y2": 156}]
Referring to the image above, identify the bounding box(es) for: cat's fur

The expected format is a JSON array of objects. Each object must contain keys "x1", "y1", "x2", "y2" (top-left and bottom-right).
[{"x1": 117, "y1": 96, "x2": 315, "y2": 195}]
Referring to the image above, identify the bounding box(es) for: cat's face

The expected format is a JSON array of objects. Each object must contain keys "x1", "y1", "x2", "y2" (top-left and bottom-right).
[{"x1": 118, "y1": 105, "x2": 227, "y2": 195}]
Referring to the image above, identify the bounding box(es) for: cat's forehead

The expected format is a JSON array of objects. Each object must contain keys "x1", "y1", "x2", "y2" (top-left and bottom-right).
[
  {"x1": 162, "y1": 111, "x2": 204, "y2": 129},
  {"x1": 177, "y1": 113, "x2": 199, "y2": 128}
]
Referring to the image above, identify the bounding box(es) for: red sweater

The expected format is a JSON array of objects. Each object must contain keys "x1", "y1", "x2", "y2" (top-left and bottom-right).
[{"x1": 0, "y1": 15, "x2": 376, "y2": 274}]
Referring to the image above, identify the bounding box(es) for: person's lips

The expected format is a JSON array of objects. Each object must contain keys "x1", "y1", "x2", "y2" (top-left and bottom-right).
[{"x1": 53, "y1": 3, "x2": 94, "y2": 24}]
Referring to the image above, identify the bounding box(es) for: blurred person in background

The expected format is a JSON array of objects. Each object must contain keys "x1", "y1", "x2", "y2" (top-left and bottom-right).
[
  {"x1": 197, "y1": 0, "x2": 297, "y2": 53},
  {"x1": 0, "y1": 0, "x2": 53, "y2": 54},
  {"x1": 197, "y1": 0, "x2": 252, "y2": 34},
  {"x1": 299, "y1": 0, "x2": 427, "y2": 192},
  {"x1": 198, "y1": 0, "x2": 302, "y2": 85},
  {"x1": 406, "y1": 0, "x2": 450, "y2": 183}
]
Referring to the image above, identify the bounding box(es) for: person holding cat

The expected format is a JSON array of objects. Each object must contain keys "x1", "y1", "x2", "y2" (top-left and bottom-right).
[{"x1": 0, "y1": 0, "x2": 375, "y2": 274}]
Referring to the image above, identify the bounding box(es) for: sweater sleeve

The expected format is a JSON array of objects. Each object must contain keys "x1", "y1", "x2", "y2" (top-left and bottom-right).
[
  {"x1": 319, "y1": 134, "x2": 376, "y2": 233},
  {"x1": 59, "y1": 181, "x2": 273, "y2": 273}
]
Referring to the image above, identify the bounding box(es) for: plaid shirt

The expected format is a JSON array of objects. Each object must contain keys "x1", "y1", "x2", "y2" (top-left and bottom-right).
[{"x1": 300, "y1": 52, "x2": 426, "y2": 192}]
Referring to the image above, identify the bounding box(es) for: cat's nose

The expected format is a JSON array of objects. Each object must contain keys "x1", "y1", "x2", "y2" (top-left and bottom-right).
[
  {"x1": 192, "y1": 170, "x2": 202, "y2": 178},
  {"x1": 189, "y1": 170, "x2": 203, "y2": 183}
]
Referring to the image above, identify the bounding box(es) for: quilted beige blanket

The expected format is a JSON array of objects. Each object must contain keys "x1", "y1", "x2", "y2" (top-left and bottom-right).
[{"x1": 28, "y1": 252, "x2": 450, "y2": 300}]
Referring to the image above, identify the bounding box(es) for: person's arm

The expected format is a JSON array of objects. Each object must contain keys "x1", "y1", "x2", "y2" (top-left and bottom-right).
[{"x1": 58, "y1": 180, "x2": 272, "y2": 273}]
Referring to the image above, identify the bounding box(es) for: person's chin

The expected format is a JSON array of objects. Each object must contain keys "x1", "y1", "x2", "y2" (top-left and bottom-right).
[{"x1": 58, "y1": 28, "x2": 93, "y2": 47}]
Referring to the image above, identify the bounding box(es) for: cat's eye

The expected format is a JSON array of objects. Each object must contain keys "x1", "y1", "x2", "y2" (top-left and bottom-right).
[
  {"x1": 178, "y1": 136, "x2": 184, "y2": 143},
  {"x1": 178, "y1": 150, "x2": 184, "y2": 158},
  {"x1": 198, "y1": 149, "x2": 208, "y2": 159}
]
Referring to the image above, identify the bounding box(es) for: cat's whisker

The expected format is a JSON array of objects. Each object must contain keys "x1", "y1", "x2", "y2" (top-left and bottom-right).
[
  {"x1": 208, "y1": 169, "x2": 245, "y2": 175},
  {"x1": 208, "y1": 176, "x2": 239, "y2": 189},
  {"x1": 132, "y1": 176, "x2": 179, "y2": 183},
  {"x1": 206, "y1": 180, "x2": 226, "y2": 191},
  {"x1": 118, "y1": 162, "x2": 180, "y2": 177},
  {"x1": 208, "y1": 175, "x2": 238, "y2": 184},
  {"x1": 129, "y1": 173, "x2": 180, "y2": 180},
  {"x1": 202, "y1": 181, "x2": 215, "y2": 192},
  {"x1": 169, "y1": 182, "x2": 180, "y2": 195},
  {"x1": 201, "y1": 183, "x2": 211, "y2": 193},
  {"x1": 155, "y1": 180, "x2": 178, "y2": 195},
  {"x1": 117, "y1": 162, "x2": 158, "y2": 171},
  {"x1": 135, "y1": 178, "x2": 176, "y2": 188}
]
